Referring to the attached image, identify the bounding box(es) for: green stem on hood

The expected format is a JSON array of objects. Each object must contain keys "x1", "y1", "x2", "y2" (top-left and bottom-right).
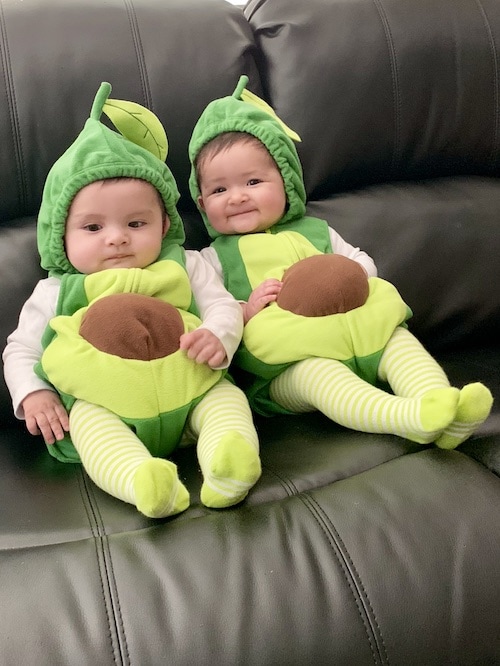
[
  {"x1": 90, "y1": 81, "x2": 112, "y2": 120},
  {"x1": 233, "y1": 75, "x2": 248, "y2": 99}
]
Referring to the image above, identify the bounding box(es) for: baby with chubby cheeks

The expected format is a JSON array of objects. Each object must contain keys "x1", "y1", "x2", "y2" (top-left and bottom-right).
[
  {"x1": 3, "y1": 82, "x2": 261, "y2": 519},
  {"x1": 187, "y1": 76, "x2": 493, "y2": 449}
]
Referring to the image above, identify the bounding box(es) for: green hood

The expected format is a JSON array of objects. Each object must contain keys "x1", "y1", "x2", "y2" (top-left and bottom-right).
[
  {"x1": 38, "y1": 82, "x2": 185, "y2": 277},
  {"x1": 188, "y1": 75, "x2": 306, "y2": 239}
]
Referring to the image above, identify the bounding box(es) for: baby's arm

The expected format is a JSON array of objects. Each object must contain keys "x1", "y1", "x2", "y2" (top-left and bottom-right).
[
  {"x1": 2, "y1": 279, "x2": 70, "y2": 444},
  {"x1": 328, "y1": 227, "x2": 378, "y2": 277},
  {"x1": 182, "y1": 250, "x2": 244, "y2": 369}
]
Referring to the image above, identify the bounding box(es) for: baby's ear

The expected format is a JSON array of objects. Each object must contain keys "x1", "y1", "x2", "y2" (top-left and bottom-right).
[
  {"x1": 162, "y1": 215, "x2": 171, "y2": 237},
  {"x1": 197, "y1": 195, "x2": 206, "y2": 212}
]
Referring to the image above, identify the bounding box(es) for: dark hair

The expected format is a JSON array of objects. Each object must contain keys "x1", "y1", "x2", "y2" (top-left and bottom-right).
[{"x1": 195, "y1": 131, "x2": 271, "y2": 187}]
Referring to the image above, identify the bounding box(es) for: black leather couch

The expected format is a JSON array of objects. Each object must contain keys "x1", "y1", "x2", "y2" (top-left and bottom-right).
[{"x1": 1, "y1": 0, "x2": 499, "y2": 663}]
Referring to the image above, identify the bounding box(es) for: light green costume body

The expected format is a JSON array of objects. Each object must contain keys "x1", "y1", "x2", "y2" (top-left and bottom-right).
[
  {"x1": 189, "y1": 77, "x2": 411, "y2": 416},
  {"x1": 35, "y1": 83, "x2": 223, "y2": 462},
  {"x1": 36, "y1": 248, "x2": 223, "y2": 462}
]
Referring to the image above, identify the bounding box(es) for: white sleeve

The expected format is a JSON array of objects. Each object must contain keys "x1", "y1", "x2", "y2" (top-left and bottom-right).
[
  {"x1": 2, "y1": 278, "x2": 60, "y2": 419},
  {"x1": 328, "y1": 227, "x2": 378, "y2": 277},
  {"x1": 185, "y1": 250, "x2": 243, "y2": 368},
  {"x1": 199, "y1": 246, "x2": 224, "y2": 281}
]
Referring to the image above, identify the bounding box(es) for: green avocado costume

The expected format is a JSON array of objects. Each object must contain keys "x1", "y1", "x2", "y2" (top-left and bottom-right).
[
  {"x1": 35, "y1": 82, "x2": 223, "y2": 462},
  {"x1": 188, "y1": 76, "x2": 411, "y2": 416}
]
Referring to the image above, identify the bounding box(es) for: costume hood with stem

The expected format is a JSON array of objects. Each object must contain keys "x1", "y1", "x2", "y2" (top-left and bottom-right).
[
  {"x1": 37, "y1": 82, "x2": 185, "y2": 278},
  {"x1": 188, "y1": 75, "x2": 307, "y2": 240}
]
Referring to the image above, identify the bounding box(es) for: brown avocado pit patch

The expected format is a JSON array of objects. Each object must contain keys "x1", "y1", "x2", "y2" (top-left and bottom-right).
[
  {"x1": 276, "y1": 254, "x2": 369, "y2": 316},
  {"x1": 79, "y1": 293, "x2": 184, "y2": 360}
]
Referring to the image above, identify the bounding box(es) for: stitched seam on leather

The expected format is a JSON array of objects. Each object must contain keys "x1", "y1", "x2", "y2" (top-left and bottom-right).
[
  {"x1": 99, "y1": 529, "x2": 131, "y2": 666},
  {"x1": 261, "y1": 465, "x2": 299, "y2": 496},
  {"x1": 0, "y1": 2, "x2": 27, "y2": 213},
  {"x1": 372, "y1": 0, "x2": 401, "y2": 177},
  {"x1": 79, "y1": 472, "x2": 130, "y2": 666},
  {"x1": 474, "y1": 0, "x2": 500, "y2": 170},
  {"x1": 123, "y1": 0, "x2": 152, "y2": 110},
  {"x1": 300, "y1": 493, "x2": 389, "y2": 666}
]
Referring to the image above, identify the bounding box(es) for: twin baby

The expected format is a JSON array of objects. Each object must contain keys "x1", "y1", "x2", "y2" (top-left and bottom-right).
[{"x1": 3, "y1": 78, "x2": 493, "y2": 518}]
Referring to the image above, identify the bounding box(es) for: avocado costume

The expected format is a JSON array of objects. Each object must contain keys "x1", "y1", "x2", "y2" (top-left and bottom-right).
[
  {"x1": 36, "y1": 82, "x2": 223, "y2": 462},
  {"x1": 188, "y1": 76, "x2": 411, "y2": 416}
]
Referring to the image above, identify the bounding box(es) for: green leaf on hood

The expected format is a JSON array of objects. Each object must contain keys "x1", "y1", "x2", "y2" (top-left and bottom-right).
[{"x1": 103, "y1": 98, "x2": 168, "y2": 161}]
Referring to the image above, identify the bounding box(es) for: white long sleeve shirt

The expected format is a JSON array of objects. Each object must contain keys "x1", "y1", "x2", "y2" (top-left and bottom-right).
[{"x1": 3, "y1": 251, "x2": 243, "y2": 419}]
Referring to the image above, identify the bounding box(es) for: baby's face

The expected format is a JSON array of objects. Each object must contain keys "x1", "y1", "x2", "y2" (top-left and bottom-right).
[
  {"x1": 64, "y1": 179, "x2": 168, "y2": 274},
  {"x1": 197, "y1": 140, "x2": 287, "y2": 235}
]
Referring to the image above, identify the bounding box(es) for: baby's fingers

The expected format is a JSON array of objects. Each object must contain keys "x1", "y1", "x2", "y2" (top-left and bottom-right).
[
  {"x1": 256, "y1": 279, "x2": 282, "y2": 298},
  {"x1": 25, "y1": 415, "x2": 42, "y2": 438},
  {"x1": 206, "y1": 347, "x2": 226, "y2": 369},
  {"x1": 55, "y1": 403, "x2": 70, "y2": 433},
  {"x1": 36, "y1": 411, "x2": 68, "y2": 445}
]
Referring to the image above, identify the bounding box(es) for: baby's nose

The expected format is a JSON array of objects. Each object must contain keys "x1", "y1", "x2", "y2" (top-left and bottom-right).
[
  {"x1": 107, "y1": 228, "x2": 128, "y2": 244},
  {"x1": 229, "y1": 187, "x2": 248, "y2": 203}
]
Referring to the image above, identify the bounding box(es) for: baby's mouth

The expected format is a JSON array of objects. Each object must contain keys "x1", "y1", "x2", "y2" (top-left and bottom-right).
[{"x1": 229, "y1": 208, "x2": 255, "y2": 218}]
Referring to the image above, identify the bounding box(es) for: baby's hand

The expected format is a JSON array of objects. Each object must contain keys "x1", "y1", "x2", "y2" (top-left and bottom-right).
[
  {"x1": 243, "y1": 278, "x2": 282, "y2": 323},
  {"x1": 22, "y1": 389, "x2": 70, "y2": 445},
  {"x1": 180, "y1": 328, "x2": 227, "y2": 368}
]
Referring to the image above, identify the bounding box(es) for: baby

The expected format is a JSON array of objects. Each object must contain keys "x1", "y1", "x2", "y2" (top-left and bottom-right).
[
  {"x1": 3, "y1": 82, "x2": 261, "y2": 518},
  {"x1": 187, "y1": 76, "x2": 493, "y2": 449}
]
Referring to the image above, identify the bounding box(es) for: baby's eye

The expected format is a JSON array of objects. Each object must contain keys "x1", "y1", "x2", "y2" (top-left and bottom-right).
[
  {"x1": 248, "y1": 178, "x2": 261, "y2": 186},
  {"x1": 84, "y1": 223, "x2": 101, "y2": 232},
  {"x1": 128, "y1": 220, "x2": 145, "y2": 228},
  {"x1": 212, "y1": 187, "x2": 226, "y2": 194}
]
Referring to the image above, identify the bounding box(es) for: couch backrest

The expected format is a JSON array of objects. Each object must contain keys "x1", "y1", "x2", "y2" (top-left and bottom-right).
[{"x1": 246, "y1": 0, "x2": 500, "y2": 198}]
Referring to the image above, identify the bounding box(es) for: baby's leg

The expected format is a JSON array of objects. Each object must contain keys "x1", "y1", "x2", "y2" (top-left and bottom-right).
[
  {"x1": 379, "y1": 327, "x2": 493, "y2": 448},
  {"x1": 378, "y1": 327, "x2": 450, "y2": 396},
  {"x1": 269, "y1": 357, "x2": 459, "y2": 444},
  {"x1": 69, "y1": 399, "x2": 189, "y2": 518},
  {"x1": 187, "y1": 378, "x2": 261, "y2": 508}
]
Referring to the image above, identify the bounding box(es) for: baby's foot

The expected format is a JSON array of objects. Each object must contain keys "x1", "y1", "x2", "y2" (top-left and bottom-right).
[
  {"x1": 405, "y1": 387, "x2": 460, "y2": 444},
  {"x1": 435, "y1": 383, "x2": 493, "y2": 450},
  {"x1": 134, "y1": 458, "x2": 189, "y2": 518},
  {"x1": 200, "y1": 431, "x2": 261, "y2": 509}
]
